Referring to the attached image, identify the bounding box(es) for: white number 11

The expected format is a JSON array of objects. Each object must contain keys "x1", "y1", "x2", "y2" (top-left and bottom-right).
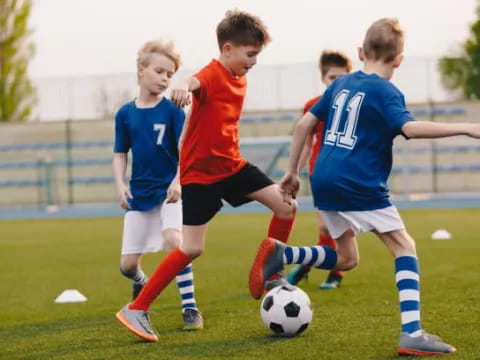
[{"x1": 324, "y1": 90, "x2": 364, "y2": 150}]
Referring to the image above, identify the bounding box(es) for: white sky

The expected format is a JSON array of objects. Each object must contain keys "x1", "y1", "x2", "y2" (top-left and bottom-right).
[{"x1": 29, "y1": 0, "x2": 477, "y2": 79}]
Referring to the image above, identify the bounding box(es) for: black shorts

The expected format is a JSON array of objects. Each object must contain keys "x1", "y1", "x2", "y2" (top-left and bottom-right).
[{"x1": 182, "y1": 163, "x2": 274, "y2": 225}]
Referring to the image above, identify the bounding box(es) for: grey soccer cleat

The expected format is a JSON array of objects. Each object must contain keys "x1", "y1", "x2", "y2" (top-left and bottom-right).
[
  {"x1": 249, "y1": 237, "x2": 286, "y2": 299},
  {"x1": 265, "y1": 271, "x2": 289, "y2": 292},
  {"x1": 397, "y1": 331, "x2": 456, "y2": 356},
  {"x1": 116, "y1": 304, "x2": 158, "y2": 342},
  {"x1": 182, "y1": 308, "x2": 204, "y2": 331}
]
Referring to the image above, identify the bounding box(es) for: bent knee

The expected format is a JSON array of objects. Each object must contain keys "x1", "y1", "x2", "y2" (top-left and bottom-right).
[
  {"x1": 163, "y1": 228, "x2": 182, "y2": 252},
  {"x1": 274, "y1": 199, "x2": 297, "y2": 219},
  {"x1": 337, "y1": 256, "x2": 359, "y2": 271},
  {"x1": 180, "y1": 243, "x2": 204, "y2": 259}
]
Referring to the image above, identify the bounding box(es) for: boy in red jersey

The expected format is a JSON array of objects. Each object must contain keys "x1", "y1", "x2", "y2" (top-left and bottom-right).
[
  {"x1": 287, "y1": 50, "x2": 352, "y2": 289},
  {"x1": 116, "y1": 10, "x2": 299, "y2": 342}
]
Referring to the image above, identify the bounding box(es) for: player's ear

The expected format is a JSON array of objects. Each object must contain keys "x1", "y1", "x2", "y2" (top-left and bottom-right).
[
  {"x1": 393, "y1": 53, "x2": 404, "y2": 68},
  {"x1": 222, "y1": 42, "x2": 233, "y2": 56},
  {"x1": 357, "y1": 47, "x2": 365, "y2": 62}
]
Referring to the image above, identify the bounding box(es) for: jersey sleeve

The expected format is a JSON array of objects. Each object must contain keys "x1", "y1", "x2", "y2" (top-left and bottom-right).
[
  {"x1": 383, "y1": 90, "x2": 415, "y2": 137},
  {"x1": 193, "y1": 65, "x2": 214, "y2": 103},
  {"x1": 308, "y1": 86, "x2": 332, "y2": 122},
  {"x1": 113, "y1": 106, "x2": 130, "y2": 153}
]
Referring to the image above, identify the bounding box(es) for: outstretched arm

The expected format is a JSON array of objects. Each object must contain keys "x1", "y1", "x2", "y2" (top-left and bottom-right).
[
  {"x1": 170, "y1": 76, "x2": 201, "y2": 108},
  {"x1": 280, "y1": 112, "x2": 319, "y2": 203},
  {"x1": 402, "y1": 121, "x2": 480, "y2": 139}
]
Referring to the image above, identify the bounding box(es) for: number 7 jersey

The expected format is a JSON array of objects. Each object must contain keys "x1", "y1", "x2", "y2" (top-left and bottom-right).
[{"x1": 309, "y1": 71, "x2": 414, "y2": 211}]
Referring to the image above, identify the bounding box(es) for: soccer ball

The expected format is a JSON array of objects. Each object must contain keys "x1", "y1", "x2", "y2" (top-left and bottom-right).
[{"x1": 260, "y1": 285, "x2": 312, "y2": 337}]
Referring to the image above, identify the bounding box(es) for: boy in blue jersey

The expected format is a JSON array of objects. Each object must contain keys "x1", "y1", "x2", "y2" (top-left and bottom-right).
[
  {"x1": 250, "y1": 18, "x2": 480, "y2": 356},
  {"x1": 113, "y1": 40, "x2": 203, "y2": 334}
]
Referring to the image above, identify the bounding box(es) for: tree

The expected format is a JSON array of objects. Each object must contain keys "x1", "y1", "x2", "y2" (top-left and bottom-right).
[
  {"x1": 439, "y1": 4, "x2": 480, "y2": 99},
  {"x1": 0, "y1": 0, "x2": 36, "y2": 122}
]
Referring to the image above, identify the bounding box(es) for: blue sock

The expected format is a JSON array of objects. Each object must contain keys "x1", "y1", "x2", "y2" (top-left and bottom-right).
[
  {"x1": 120, "y1": 267, "x2": 147, "y2": 285},
  {"x1": 176, "y1": 264, "x2": 197, "y2": 312},
  {"x1": 283, "y1": 245, "x2": 337, "y2": 269},
  {"x1": 395, "y1": 256, "x2": 422, "y2": 336}
]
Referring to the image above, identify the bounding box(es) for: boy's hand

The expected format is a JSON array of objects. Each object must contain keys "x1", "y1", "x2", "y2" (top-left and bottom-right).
[
  {"x1": 279, "y1": 172, "x2": 300, "y2": 205},
  {"x1": 166, "y1": 179, "x2": 181, "y2": 203},
  {"x1": 468, "y1": 123, "x2": 480, "y2": 138},
  {"x1": 117, "y1": 183, "x2": 132, "y2": 210},
  {"x1": 170, "y1": 87, "x2": 192, "y2": 108}
]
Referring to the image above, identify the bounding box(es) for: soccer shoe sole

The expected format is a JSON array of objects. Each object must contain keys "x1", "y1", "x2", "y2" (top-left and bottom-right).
[
  {"x1": 116, "y1": 310, "x2": 159, "y2": 342},
  {"x1": 397, "y1": 347, "x2": 457, "y2": 356}
]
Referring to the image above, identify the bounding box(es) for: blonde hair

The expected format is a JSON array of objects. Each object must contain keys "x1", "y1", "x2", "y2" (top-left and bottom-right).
[
  {"x1": 136, "y1": 40, "x2": 181, "y2": 73},
  {"x1": 319, "y1": 50, "x2": 352, "y2": 77},
  {"x1": 362, "y1": 18, "x2": 404, "y2": 63},
  {"x1": 216, "y1": 9, "x2": 271, "y2": 50}
]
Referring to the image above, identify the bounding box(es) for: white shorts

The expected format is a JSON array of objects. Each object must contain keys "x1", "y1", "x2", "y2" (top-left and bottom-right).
[
  {"x1": 319, "y1": 206, "x2": 405, "y2": 239},
  {"x1": 121, "y1": 200, "x2": 182, "y2": 255}
]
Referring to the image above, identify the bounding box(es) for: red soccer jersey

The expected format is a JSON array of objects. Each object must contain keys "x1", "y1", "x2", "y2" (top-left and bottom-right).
[
  {"x1": 180, "y1": 59, "x2": 248, "y2": 185},
  {"x1": 303, "y1": 95, "x2": 323, "y2": 176}
]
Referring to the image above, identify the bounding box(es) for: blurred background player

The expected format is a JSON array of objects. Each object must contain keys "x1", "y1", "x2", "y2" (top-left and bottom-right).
[
  {"x1": 287, "y1": 50, "x2": 352, "y2": 289},
  {"x1": 253, "y1": 17, "x2": 480, "y2": 356},
  {"x1": 113, "y1": 40, "x2": 202, "y2": 334},
  {"x1": 116, "y1": 10, "x2": 298, "y2": 342}
]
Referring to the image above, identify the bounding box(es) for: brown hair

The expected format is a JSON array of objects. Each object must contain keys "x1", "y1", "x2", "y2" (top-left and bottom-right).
[
  {"x1": 362, "y1": 18, "x2": 404, "y2": 63},
  {"x1": 137, "y1": 40, "x2": 181, "y2": 72},
  {"x1": 319, "y1": 50, "x2": 352, "y2": 77},
  {"x1": 216, "y1": 10, "x2": 271, "y2": 50}
]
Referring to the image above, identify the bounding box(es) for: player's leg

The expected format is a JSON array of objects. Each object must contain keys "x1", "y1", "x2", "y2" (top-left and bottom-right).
[
  {"x1": 247, "y1": 183, "x2": 297, "y2": 243},
  {"x1": 249, "y1": 213, "x2": 359, "y2": 299},
  {"x1": 378, "y1": 229, "x2": 456, "y2": 355},
  {"x1": 316, "y1": 212, "x2": 343, "y2": 289},
  {"x1": 287, "y1": 210, "x2": 341, "y2": 286},
  {"x1": 161, "y1": 201, "x2": 203, "y2": 330},
  {"x1": 119, "y1": 210, "x2": 150, "y2": 300}
]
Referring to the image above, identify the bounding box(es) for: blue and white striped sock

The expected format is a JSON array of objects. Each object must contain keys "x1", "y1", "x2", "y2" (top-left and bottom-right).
[
  {"x1": 395, "y1": 256, "x2": 422, "y2": 337},
  {"x1": 120, "y1": 267, "x2": 147, "y2": 285},
  {"x1": 283, "y1": 246, "x2": 337, "y2": 269},
  {"x1": 176, "y1": 264, "x2": 197, "y2": 312}
]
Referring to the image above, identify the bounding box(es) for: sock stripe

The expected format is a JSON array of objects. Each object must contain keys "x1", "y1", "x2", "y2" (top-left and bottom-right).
[
  {"x1": 177, "y1": 279, "x2": 193, "y2": 288},
  {"x1": 395, "y1": 256, "x2": 419, "y2": 273},
  {"x1": 397, "y1": 279, "x2": 419, "y2": 291},
  {"x1": 181, "y1": 292, "x2": 194, "y2": 300},
  {"x1": 402, "y1": 320, "x2": 421, "y2": 334},
  {"x1": 284, "y1": 247, "x2": 293, "y2": 264},
  {"x1": 400, "y1": 300, "x2": 420, "y2": 312},
  {"x1": 297, "y1": 248, "x2": 306, "y2": 263},
  {"x1": 395, "y1": 270, "x2": 420, "y2": 282}
]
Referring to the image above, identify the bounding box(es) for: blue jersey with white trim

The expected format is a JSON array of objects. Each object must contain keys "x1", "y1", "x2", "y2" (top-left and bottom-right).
[
  {"x1": 114, "y1": 98, "x2": 184, "y2": 211},
  {"x1": 309, "y1": 71, "x2": 414, "y2": 211}
]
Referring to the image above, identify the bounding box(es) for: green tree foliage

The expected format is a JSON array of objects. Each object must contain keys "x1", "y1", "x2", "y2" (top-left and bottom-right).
[
  {"x1": 0, "y1": 0, "x2": 36, "y2": 122},
  {"x1": 439, "y1": 5, "x2": 480, "y2": 99}
]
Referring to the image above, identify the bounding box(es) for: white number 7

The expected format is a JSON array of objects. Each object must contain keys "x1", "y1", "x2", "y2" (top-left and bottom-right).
[{"x1": 154, "y1": 124, "x2": 166, "y2": 145}]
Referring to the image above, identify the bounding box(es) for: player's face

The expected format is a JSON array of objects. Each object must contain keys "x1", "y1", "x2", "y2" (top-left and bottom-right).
[
  {"x1": 138, "y1": 53, "x2": 176, "y2": 95},
  {"x1": 226, "y1": 43, "x2": 263, "y2": 77},
  {"x1": 322, "y1": 66, "x2": 348, "y2": 87}
]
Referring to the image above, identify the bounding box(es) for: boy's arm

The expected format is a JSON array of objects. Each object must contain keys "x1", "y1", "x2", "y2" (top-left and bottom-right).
[
  {"x1": 170, "y1": 76, "x2": 201, "y2": 108},
  {"x1": 280, "y1": 112, "x2": 319, "y2": 203},
  {"x1": 113, "y1": 153, "x2": 132, "y2": 209},
  {"x1": 402, "y1": 121, "x2": 480, "y2": 139},
  {"x1": 297, "y1": 132, "x2": 314, "y2": 171}
]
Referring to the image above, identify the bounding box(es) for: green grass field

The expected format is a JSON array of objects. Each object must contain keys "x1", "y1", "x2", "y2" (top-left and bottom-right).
[{"x1": 1, "y1": 209, "x2": 479, "y2": 360}]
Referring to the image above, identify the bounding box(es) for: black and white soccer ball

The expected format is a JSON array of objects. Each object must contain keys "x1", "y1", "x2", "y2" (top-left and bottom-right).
[{"x1": 260, "y1": 285, "x2": 312, "y2": 337}]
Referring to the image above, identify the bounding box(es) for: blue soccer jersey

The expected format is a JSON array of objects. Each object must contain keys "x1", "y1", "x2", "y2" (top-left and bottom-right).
[
  {"x1": 309, "y1": 71, "x2": 414, "y2": 211},
  {"x1": 114, "y1": 98, "x2": 184, "y2": 211}
]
